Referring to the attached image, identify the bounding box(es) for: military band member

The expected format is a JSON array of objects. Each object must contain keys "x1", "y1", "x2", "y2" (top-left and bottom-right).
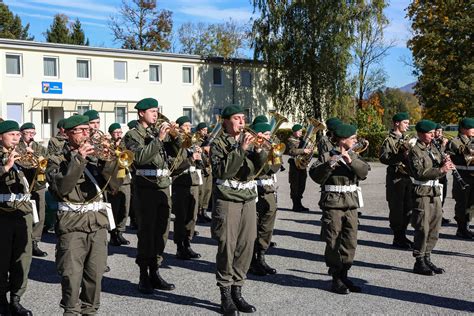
[
  {"x1": 18, "y1": 122, "x2": 49, "y2": 257},
  {"x1": 107, "y1": 123, "x2": 131, "y2": 246},
  {"x1": 83, "y1": 110, "x2": 101, "y2": 130},
  {"x1": 122, "y1": 98, "x2": 176, "y2": 294},
  {"x1": 433, "y1": 123, "x2": 450, "y2": 225},
  {"x1": 47, "y1": 118, "x2": 67, "y2": 156},
  {"x1": 379, "y1": 112, "x2": 414, "y2": 249},
  {"x1": 287, "y1": 124, "x2": 311, "y2": 212},
  {"x1": 46, "y1": 115, "x2": 120, "y2": 314},
  {"x1": 172, "y1": 116, "x2": 202, "y2": 260},
  {"x1": 0, "y1": 120, "x2": 34, "y2": 316},
  {"x1": 211, "y1": 105, "x2": 268, "y2": 315},
  {"x1": 309, "y1": 124, "x2": 369, "y2": 294},
  {"x1": 408, "y1": 120, "x2": 454, "y2": 275},
  {"x1": 317, "y1": 117, "x2": 342, "y2": 155},
  {"x1": 126, "y1": 120, "x2": 139, "y2": 230},
  {"x1": 196, "y1": 122, "x2": 213, "y2": 223},
  {"x1": 447, "y1": 117, "x2": 474, "y2": 239},
  {"x1": 249, "y1": 122, "x2": 279, "y2": 277}
]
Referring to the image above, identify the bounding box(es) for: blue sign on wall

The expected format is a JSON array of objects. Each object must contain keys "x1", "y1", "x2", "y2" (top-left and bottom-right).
[{"x1": 42, "y1": 81, "x2": 62, "y2": 94}]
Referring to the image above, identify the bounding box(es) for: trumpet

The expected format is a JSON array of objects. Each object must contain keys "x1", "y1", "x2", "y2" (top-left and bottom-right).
[
  {"x1": 329, "y1": 138, "x2": 369, "y2": 168},
  {"x1": 5, "y1": 145, "x2": 48, "y2": 182},
  {"x1": 151, "y1": 113, "x2": 180, "y2": 138}
]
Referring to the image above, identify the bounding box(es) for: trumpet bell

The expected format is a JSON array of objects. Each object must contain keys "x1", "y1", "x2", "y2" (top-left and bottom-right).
[
  {"x1": 272, "y1": 143, "x2": 286, "y2": 156},
  {"x1": 117, "y1": 150, "x2": 134, "y2": 169}
]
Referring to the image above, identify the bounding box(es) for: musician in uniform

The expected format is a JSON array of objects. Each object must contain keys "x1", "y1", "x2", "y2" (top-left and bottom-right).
[
  {"x1": 433, "y1": 123, "x2": 450, "y2": 225},
  {"x1": 447, "y1": 117, "x2": 474, "y2": 239},
  {"x1": 249, "y1": 122, "x2": 279, "y2": 277},
  {"x1": 211, "y1": 105, "x2": 268, "y2": 315},
  {"x1": 317, "y1": 117, "x2": 342, "y2": 155},
  {"x1": 287, "y1": 124, "x2": 312, "y2": 212},
  {"x1": 0, "y1": 120, "x2": 34, "y2": 316},
  {"x1": 83, "y1": 110, "x2": 100, "y2": 130},
  {"x1": 379, "y1": 112, "x2": 414, "y2": 249},
  {"x1": 106, "y1": 123, "x2": 131, "y2": 246},
  {"x1": 122, "y1": 98, "x2": 176, "y2": 294},
  {"x1": 18, "y1": 122, "x2": 49, "y2": 257},
  {"x1": 46, "y1": 115, "x2": 121, "y2": 314},
  {"x1": 196, "y1": 122, "x2": 213, "y2": 223},
  {"x1": 408, "y1": 119, "x2": 454, "y2": 275},
  {"x1": 172, "y1": 116, "x2": 202, "y2": 260},
  {"x1": 126, "y1": 120, "x2": 139, "y2": 230},
  {"x1": 309, "y1": 123, "x2": 369, "y2": 294},
  {"x1": 47, "y1": 118, "x2": 67, "y2": 155}
]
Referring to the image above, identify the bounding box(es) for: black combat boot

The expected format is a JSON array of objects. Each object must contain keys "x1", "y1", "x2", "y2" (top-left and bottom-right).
[
  {"x1": 456, "y1": 222, "x2": 473, "y2": 239},
  {"x1": 413, "y1": 257, "x2": 434, "y2": 276},
  {"x1": 0, "y1": 294, "x2": 9, "y2": 316},
  {"x1": 109, "y1": 230, "x2": 121, "y2": 246},
  {"x1": 392, "y1": 232, "x2": 412, "y2": 249},
  {"x1": 257, "y1": 250, "x2": 276, "y2": 275},
  {"x1": 340, "y1": 266, "x2": 362, "y2": 293},
  {"x1": 269, "y1": 241, "x2": 277, "y2": 248},
  {"x1": 176, "y1": 241, "x2": 191, "y2": 260},
  {"x1": 248, "y1": 252, "x2": 267, "y2": 276},
  {"x1": 32, "y1": 241, "x2": 47, "y2": 257},
  {"x1": 441, "y1": 217, "x2": 451, "y2": 226},
  {"x1": 424, "y1": 255, "x2": 445, "y2": 274},
  {"x1": 137, "y1": 265, "x2": 154, "y2": 294},
  {"x1": 331, "y1": 270, "x2": 350, "y2": 295},
  {"x1": 117, "y1": 231, "x2": 130, "y2": 245},
  {"x1": 9, "y1": 296, "x2": 32, "y2": 316},
  {"x1": 231, "y1": 286, "x2": 256, "y2": 313},
  {"x1": 149, "y1": 266, "x2": 175, "y2": 291},
  {"x1": 183, "y1": 240, "x2": 201, "y2": 259},
  {"x1": 219, "y1": 287, "x2": 239, "y2": 316}
]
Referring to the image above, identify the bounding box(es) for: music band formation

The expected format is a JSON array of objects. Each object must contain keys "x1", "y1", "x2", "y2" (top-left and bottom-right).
[{"x1": 0, "y1": 99, "x2": 473, "y2": 315}]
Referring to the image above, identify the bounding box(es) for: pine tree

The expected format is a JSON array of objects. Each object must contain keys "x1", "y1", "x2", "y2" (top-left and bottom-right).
[
  {"x1": 70, "y1": 19, "x2": 89, "y2": 46},
  {"x1": 0, "y1": 3, "x2": 34, "y2": 40},
  {"x1": 45, "y1": 14, "x2": 71, "y2": 44}
]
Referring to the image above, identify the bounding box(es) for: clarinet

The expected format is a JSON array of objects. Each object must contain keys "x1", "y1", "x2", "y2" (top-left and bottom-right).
[{"x1": 432, "y1": 140, "x2": 469, "y2": 190}]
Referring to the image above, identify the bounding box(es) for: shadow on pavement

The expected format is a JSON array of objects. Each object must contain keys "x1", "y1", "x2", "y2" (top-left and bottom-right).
[
  {"x1": 166, "y1": 257, "x2": 215, "y2": 274},
  {"x1": 273, "y1": 228, "x2": 320, "y2": 242},
  {"x1": 358, "y1": 213, "x2": 388, "y2": 221},
  {"x1": 29, "y1": 257, "x2": 60, "y2": 284},
  {"x1": 278, "y1": 218, "x2": 321, "y2": 226}
]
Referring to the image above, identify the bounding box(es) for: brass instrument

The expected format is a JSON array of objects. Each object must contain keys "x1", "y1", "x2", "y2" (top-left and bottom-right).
[
  {"x1": 295, "y1": 118, "x2": 326, "y2": 169},
  {"x1": 329, "y1": 139, "x2": 370, "y2": 168},
  {"x1": 13, "y1": 145, "x2": 48, "y2": 182},
  {"x1": 152, "y1": 113, "x2": 179, "y2": 138},
  {"x1": 267, "y1": 112, "x2": 288, "y2": 166}
]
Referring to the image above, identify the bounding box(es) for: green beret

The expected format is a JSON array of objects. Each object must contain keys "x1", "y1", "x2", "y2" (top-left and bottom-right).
[
  {"x1": 83, "y1": 110, "x2": 99, "y2": 121},
  {"x1": 64, "y1": 115, "x2": 90, "y2": 130},
  {"x1": 326, "y1": 117, "x2": 342, "y2": 131},
  {"x1": 252, "y1": 115, "x2": 268, "y2": 125},
  {"x1": 435, "y1": 123, "x2": 443, "y2": 130},
  {"x1": 292, "y1": 124, "x2": 303, "y2": 132},
  {"x1": 127, "y1": 120, "x2": 138, "y2": 129},
  {"x1": 57, "y1": 118, "x2": 66, "y2": 129},
  {"x1": 459, "y1": 117, "x2": 474, "y2": 129},
  {"x1": 221, "y1": 105, "x2": 244, "y2": 119},
  {"x1": 176, "y1": 116, "x2": 191, "y2": 126},
  {"x1": 415, "y1": 119, "x2": 437, "y2": 133},
  {"x1": 252, "y1": 123, "x2": 272, "y2": 133},
  {"x1": 392, "y1": 112, "x2": 409, "y2": 122},
  {"x1": 334, "y1": 124, "x2": 357, "y2": 138},
  {"x1": 0, "y1": 120, "x2": 20, "y2": 134},
  {"x1": 20, "y1": 122, "x2": 35, "y2": 131},
  {"x1": 135, "y1": 98, "x2": 158, "y2": 110},
  {"x1": 108, "y1": 123, "x2": 121, "y2": 133},
  {"x1": 196, "y1": 122, "x2": 207, "y2": 131}
]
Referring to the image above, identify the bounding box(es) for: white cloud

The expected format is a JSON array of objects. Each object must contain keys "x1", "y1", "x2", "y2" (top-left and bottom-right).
[
  {"x1": 27, "y1": 0, "x2": 116, "y2": 13},
  {"x1": 6, "y1": 1, "x2": 109, "y2": 21},
  {"x1": 176, "y1": 4, "x2": 254, "y2": 22}
]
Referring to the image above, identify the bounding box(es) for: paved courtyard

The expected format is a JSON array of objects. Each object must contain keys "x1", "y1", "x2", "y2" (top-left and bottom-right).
[{"x1": 24, "y1": 161, "x2": 473, "y2": 315}]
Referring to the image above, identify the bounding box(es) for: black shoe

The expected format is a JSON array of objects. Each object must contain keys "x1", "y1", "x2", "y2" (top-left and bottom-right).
[
  {"x1": 184, "y1": 241, "x2": 201, "y2": 259},
  {"x1": 257, "y1": 251, "x2": 276, "y2": 275},
  {"x1": 117, "y1": 232, "x2": 130, "y2": 245},
  {"x1": 149, "y1": 268, "x2": 175, "y2": 291},
  {"x1": 202, "y1": 213, "x2": 212, "y2": 223},
  {"x1": 248, "y1": 260, "x2": 267, "y2": 276},
  {"x1": 109, "y1": 231, "x2": 121, "y2": 246},
  {"x1": 456, "y1": 228, "x2": 473, "y2": 239},
  {"x1": 269, "y1": 241, "x2": 277, "y2": 248},
  {"x1": 424, "y1": 256, "x2": 445, "y2": 274},
  {"x1": 392, "y1": 237, "x2": 412, "y2": 249},
  {"x1": 220, "y1": 287, "x2": 239, "y2": 316},
  {"x1": 194, "y1": 231, "x2": 200, "y2": 237},
  {"x1": 231, "y1": 286, "x2": 256, "y2": 313},
  {"x1": 129, "y1": 220, "x2": 138, "y2": 230},
  {"x1": 104, "y1": 265, "x2": 111, "y2": 273},
  {"x1": 441, "y1": 217, "x2": 451, "y2": 226},
  {"x1": 341, "y1": 269, "x2": 362, "y2": 293},
  {"x1": 176, "y1": 242, "x2": 191, "y2": 260},
  {"x1": 138, "y1": 266, "x2": 154, "y2": 294},
  {"x1": 331, "y1": 277, "x2": 350, "y2": 295},
  {"x1": 413, "y1": 258, "x2": 434, "y2": 276},
  {"x1": 196, "y1": 213, "x2": 207, "y2": 224},
  {"x1": 10, "y1": 296, "x2": 32, "y2": 316},
  {"x1": 32, "y1": 241, "x2": 48, "y2": 257}
]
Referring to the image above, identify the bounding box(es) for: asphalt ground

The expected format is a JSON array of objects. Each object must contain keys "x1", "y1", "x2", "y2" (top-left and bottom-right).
[{"x1": 24, "y1": 161, "x2": 473, "y2": 315}]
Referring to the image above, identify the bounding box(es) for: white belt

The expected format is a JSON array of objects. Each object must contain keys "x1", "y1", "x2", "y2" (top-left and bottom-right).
[
  {"x1": 0, "y1": 193, "x2": 31, "y2": 202},
  {"x1": 412, "y1": 179, "x2": 440, "y2": 187},
  {"x1": 455, "y1": 165, "x2": 474, "y2": 171},
  {"x1": 216, "y1": 179, "x2": 257, "y2": 190},
  {"x1": 136, "y1": 169, "x2": 169, "y2": 177},
  {"x1": 256, "y1": 179, "x2": 274, "y2": 187},
  {"x1": 324, "y1": 184, "x2": 358, "y2": 193},
  {"x1": 58, "y1": 201, "x2": 108, "y2": 213}
]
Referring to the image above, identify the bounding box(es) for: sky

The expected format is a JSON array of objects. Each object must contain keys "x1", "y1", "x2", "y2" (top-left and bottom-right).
[{"x1": 4, "y1": 0, "x2": 416, "y2": 88}]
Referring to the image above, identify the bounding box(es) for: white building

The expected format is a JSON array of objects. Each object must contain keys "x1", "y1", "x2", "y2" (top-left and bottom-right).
[{"x1": 0, "y1": 39, "x2": 272, "y2": 141}]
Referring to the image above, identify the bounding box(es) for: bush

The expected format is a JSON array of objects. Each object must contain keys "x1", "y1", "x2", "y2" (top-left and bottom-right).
[{"x1": 358, "y1": 131, "x2": 386, "y2": 159}]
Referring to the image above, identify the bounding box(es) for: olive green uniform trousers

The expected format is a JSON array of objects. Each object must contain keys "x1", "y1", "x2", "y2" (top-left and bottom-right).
[
  {"x1": 107, "y1": 184, "x2": 131, "y2": 232},
  {"x1": 32, "y1": 188, "x2": 46, "y2": 242},
  {"x1": 288, "y1": 159, "x2": 307, "y2": 200},
  {"x1": 385, "y1": 169, "x2": 413, "y2": 234},
  {"x1": 173, "y1": 185, "x2": 199, "y2": 243},
  {"x1": 453, "y1": 177, "x2": 474, "y2": 225},
  {"x1": 411, "y1": 196, "x2": 442, "y2": 258},
  {"x1": 255, "y1": 192, "x2": 277, "y2": 251},
  {"x1": 199, "y1": 174, "x2": 213, "y2": 210}
]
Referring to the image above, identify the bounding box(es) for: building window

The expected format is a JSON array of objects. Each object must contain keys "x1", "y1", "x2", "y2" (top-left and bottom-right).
[
  {"x1": 115, "y1": 106, "x2": 127, "y2": 124},
  {"x1": 114, "y1": 61, "x2": 127, "y2": 81},
  {"x1": 44, "y1": 56, "x2": 59, "y2": 77},
  {"x1": 77, "y1": 59, "x2": 90, "y2": 79},
  {"x1": 213, "y1": 67, "x2": 223, "y2": 85},
  {"x1": 241, "y1": 70, "x2": 252, "y2": 87},
  {"x1": 6, "y1": 103, "x2": 23, "y2": 124},
  {"x1": 43, "y1": 108, "x2": 50, "y2": 124},
  {"x1": 6, "y1": 54, "x2": 22, "y2": 75},
  {"x1": 77, "y1": 105, "x2": 90, "y2": 115},
  {"x1": 183, "y1": 108, "x2": 193, "y2": 124},
  {"x1": 149, "y1": 64, "x2": 161, "y2": 82},
  {"x1": 182, "y1": 66, "x2": 193, "y2": 84}
]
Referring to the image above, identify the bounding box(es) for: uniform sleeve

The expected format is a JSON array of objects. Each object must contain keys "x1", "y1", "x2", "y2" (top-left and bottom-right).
[
  {"x1": 308, "y1": 154, "x2": 333, "y2": 184},
  {"x1": 287, "y1": 138, "x2": 305, "y2": 156},
  {"x1": 123, "y1": 131, "x2": 164, "y2": 165},
  {"x1": 408, "y1": 149, "x2": 444, "y2": 181},
  {"x1": 350, "y1": 153, "x2": 370, "y2": 180},
  {"x1": 211, "y1": 141, "x2": 246, "y2": 180},
  {"x1": 46, "y1": 153, "x2": 87, "y2": 198},
  {"x1": 379, "y1": 137, "x2": 402, "y2": 165}
]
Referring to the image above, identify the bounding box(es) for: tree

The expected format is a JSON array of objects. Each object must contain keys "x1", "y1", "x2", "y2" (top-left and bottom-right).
[
  {"x1": 178, "y1": 20, "x2": 249, "y2": 58},
  {"x1": 0, "y1": 3, "x2": 34, "y2": 40},
  {"x1": 252, "y1": 1, "x2": 365, "y2": 121},
  {"x1": 70, "y1": 19, "x2": 89, "y2": 46},
  {"x1": 407, "y1": 1, "x2": 473, "y2": 122},
  {"x1": 109, "y1": 0, "x2": 173, "y2": 51},
  {"x1": 45, "y1": 14, "x2": 71, "y2": 44},
  {"x1": 375, "y1": 88, "x2": 422, "y2": 128}
]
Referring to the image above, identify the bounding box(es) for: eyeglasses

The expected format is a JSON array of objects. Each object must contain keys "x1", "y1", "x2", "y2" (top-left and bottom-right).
[
  {"x1": 71, "y1": 128, "x2": 91, "y2": 134},
  {"x1": 23, "y1": 131, "x2": 36, "y2": 135}
]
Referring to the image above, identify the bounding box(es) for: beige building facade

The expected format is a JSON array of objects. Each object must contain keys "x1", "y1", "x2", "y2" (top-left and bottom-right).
[{"x1": 0, "y1": 39, "x2": 272, "y2": 141}]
